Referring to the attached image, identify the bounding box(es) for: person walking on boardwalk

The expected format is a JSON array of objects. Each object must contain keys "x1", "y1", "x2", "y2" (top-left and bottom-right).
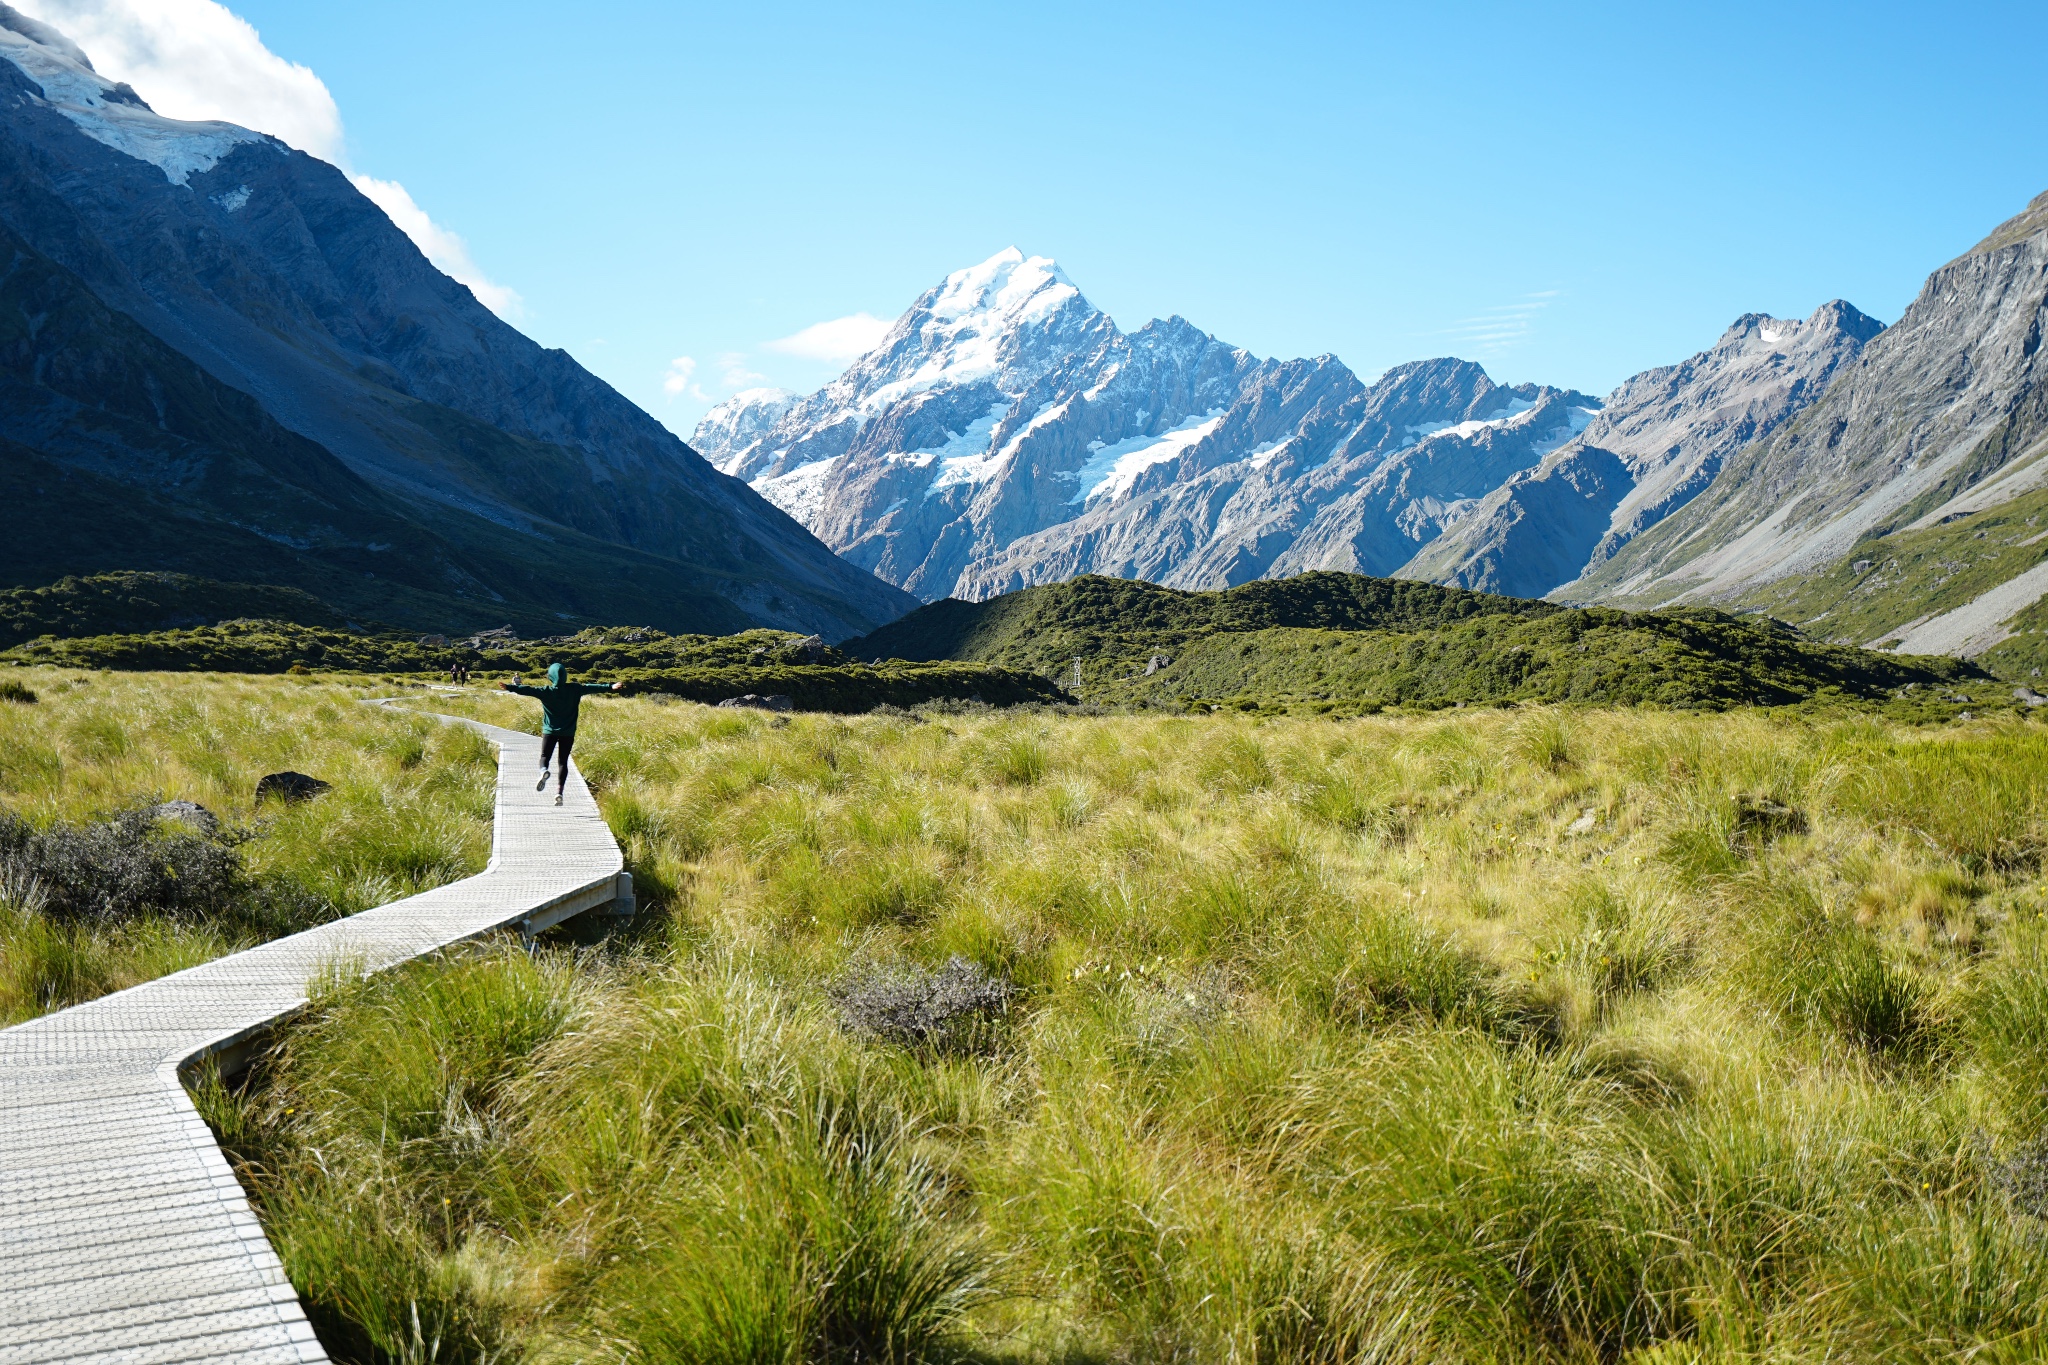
[{"x1": 500, "y1": 663, "x2": 623, "y2": 805}]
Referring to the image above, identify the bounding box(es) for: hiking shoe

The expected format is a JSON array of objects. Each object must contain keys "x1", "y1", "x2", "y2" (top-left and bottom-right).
[
  {"x1": 536, "y1": 771, "x2": 550, "y2": 791},
  {"x1": 554, "y1": 793, "x2": 564, "y2": 806}
]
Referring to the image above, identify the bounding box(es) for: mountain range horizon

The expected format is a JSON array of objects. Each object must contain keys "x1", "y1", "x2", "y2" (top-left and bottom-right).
[
  {"x1": 692, "y1": 244, "x2": 1884, "y2": 606},
  {"x1": 4, "y1": 4, "x2": 2048, "y2": 681}
]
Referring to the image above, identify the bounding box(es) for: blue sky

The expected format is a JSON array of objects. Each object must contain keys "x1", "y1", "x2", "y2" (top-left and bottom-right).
[{"x1": 49, "y1": 1, "x2": 2048, "y2": 438}]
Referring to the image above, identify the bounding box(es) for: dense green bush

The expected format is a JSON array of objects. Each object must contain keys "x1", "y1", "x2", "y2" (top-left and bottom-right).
[
  {"x1": 2, "y1": 621, "x2": 1068, "y2": 712},
  {"x1": 841, "y1": 570, "x2": 1984, "y2": 712},
  {"x1": 0, "y1": 807, "x2": 245, "y2": 924},
  {"x1": 613, "y1": 661, "x2": 1067, "y2": 712}
]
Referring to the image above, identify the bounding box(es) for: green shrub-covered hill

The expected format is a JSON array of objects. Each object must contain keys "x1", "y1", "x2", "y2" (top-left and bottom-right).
[
  {"x1": 846, "y1": 572, "x2": 1985, "y2": 713},
  {"x1": 2, "y1": 620, "x2": 1064, "y2": 713}
]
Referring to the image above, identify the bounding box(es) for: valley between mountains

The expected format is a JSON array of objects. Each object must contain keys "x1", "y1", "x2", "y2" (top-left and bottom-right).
[
  {"x1": 6, "y1": 0, "x2": 2048, "y2": 678},
  {"x1": 12, "y1": 6, "x2": 2048, "y2": 1364}
]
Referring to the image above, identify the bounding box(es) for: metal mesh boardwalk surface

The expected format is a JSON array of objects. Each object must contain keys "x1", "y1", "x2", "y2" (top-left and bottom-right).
[{"x1": 0, "y1": 709, "x2": 626, "y2": 1364}]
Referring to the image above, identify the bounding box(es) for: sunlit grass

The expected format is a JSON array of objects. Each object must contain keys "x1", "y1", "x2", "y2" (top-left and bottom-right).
[
  {"x1": 174, "y1": 690, "x2": 2048, "y2": 1360},
  {"x1": 0, "y1": 669, "x2": 493, "y2": 1023}
]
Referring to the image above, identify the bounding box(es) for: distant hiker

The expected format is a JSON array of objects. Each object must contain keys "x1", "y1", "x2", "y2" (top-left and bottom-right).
[{"x1": 500, "y1": 663, "x2": 623, "y2": 805}]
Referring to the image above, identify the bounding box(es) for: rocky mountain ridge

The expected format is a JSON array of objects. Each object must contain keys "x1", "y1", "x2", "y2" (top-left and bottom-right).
[
  {"x1": 1407, "y1": 301, "x2": 1884, "y2": 598},
  {"x1": 1570, "y1": 190, "x2": 2048, "y2": 672},
  {"x1": 697, "y1": 249, "x2": 1606, "y2": 601},
  {"x1": 0, "y1": 7, "x2": 911, "y2": 637},
  {"x1": 697, "y1": 248, "x2": 1893, "y2": 611}
]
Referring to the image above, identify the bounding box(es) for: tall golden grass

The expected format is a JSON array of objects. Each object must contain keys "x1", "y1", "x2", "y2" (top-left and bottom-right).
[
  {"x1": 0, "y1": 670, "x2": 491, "y2": 1022},
  {"x1": 65, "y1": 680, "x2": 2048, "y2": 1361}
]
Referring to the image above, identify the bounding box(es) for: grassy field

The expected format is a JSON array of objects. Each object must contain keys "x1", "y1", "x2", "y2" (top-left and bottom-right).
[
  {"x1": 165, "y1": 687, "x2": 2048, "y2": 1363},
  {"x1": 0, "y1": 669, "x2": 493, "y2": 1024}
]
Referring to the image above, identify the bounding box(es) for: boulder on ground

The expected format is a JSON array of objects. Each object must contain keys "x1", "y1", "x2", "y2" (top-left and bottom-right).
[
  {"x1": 256, "y1": 771, "x2": 331, "y2": 803},
  {"x1": 717, "y1": 694, "x2": 795, "y2": 712},
  {"x1": 146, "y1": 800, "x2": 219, "y2": 836}
]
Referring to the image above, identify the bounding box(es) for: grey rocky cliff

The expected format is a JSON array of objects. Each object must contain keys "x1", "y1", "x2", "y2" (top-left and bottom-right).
[
  {"x1": 1565, "y1": 190, "x2": 2048, "y2": 623},
  {"x1": 961, "y1": 365, "x2": 1597, "y2": 598},
  {"x1": 1403, "y1": 301, "x2": 1882, "y2": 598}
]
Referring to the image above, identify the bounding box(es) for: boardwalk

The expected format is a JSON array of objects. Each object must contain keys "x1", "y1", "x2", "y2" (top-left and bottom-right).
[{"x1": 0, "y1": 708, "x2": 629, "y2": 1364}]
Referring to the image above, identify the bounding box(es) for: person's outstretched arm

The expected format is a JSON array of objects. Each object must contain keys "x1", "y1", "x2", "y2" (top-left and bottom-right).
[{"x1": 501, "y1": 680, "x2": 539, "y2": 697}]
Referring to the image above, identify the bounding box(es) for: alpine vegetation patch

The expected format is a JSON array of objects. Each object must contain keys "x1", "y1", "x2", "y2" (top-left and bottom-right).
[{"x1": 831, "y1": 955, "x2": 1016, "y2": 1055}]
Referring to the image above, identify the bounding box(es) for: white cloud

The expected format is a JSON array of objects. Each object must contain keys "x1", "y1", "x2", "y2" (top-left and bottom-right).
[
  {"x1": 764, "y1": 312, "x2": 893, "y2": 364},
  {"x1": 351, "y1": 175, "x2": 523, "y2": 318},
  {"x1": 12, "y1": 0, "x2": 522, "y2": 319},
  {"x1": 662, "y1": 356, "x2": 704, "y2": 401},
  {"x1": 12, "y1": 0, "x2": 342, "y2": 157}
]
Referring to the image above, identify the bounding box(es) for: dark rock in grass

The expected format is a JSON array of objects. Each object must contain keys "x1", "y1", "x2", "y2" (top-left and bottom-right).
[
  {"x1": 1734, "y1": 796, "x2": 1805, "y2": 846},
  {"x1": 146, "y1": 800, "x2": 219, "y2": 836},
  {"x1": 255, "y1": 771, "x2": 331, "y2": 803},
  {"x1": 0, "y1": 680, "x2": 36, "y2": 704},
  {"x1": 717, "y1": 693, "x2": 794, "y2": 712},
  {"x1": 832, "y1": 957, "x2": 1015, "y2": 1055},
  {"x1": 1995, "y1": 1135, "x2": 2048, "y2": 1219}
]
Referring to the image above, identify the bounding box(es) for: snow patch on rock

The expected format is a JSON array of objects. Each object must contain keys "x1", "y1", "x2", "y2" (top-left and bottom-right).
[
  {"x1": 1068, "y1": 410, "x2": 1225, "y2": 504},
  {"x1": 0, "y1": 17, "x2": 265, "y2": 185},
  {"x1": 754, "y1": 456, "x2": 841, "y2": 524}
]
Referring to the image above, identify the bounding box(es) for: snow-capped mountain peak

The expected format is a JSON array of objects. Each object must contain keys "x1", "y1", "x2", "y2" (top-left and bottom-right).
[
  {"x1": 845, "y1": 247, "x2": 1100, "y2": 416},
  {"x1": 0, "y1": 5, "x2": 268, "y2": 185},
  {"x1": 698, "y1": 388, "x2": 802, "y2": 475},
  {"x1": 693, "y1": 251, "x2": 1621, "y2": 602},
  {"x1": 927, "y1": 247, "x2": 1078, "y2": 325}
]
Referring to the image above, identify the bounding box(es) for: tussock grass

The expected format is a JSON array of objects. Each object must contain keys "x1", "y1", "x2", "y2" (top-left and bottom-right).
[
  {"x1": 188, "y1": 691, "x2": 2048, "y2": 1361},
  {"x1": 0, "y1": 669, "x2": 492, "y2": 1023}
]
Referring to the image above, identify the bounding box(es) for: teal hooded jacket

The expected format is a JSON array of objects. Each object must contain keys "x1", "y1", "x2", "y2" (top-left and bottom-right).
[{"x1": 504, "y1": 663, "x2": 616, "y2": 735}]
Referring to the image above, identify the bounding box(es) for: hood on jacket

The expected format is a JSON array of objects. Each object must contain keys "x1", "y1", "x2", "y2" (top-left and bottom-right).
[{"x1": 547, "y1": 663, "x2": 566, "y2": 686}]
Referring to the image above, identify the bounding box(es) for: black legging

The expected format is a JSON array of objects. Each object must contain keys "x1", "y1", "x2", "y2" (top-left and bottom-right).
[{"x1": 541, "y1": 730, "x2": 575, "y2": 793}]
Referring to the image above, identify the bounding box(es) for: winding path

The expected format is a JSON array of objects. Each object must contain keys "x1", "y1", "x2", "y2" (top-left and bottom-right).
[{"x1": 0, "y1": 707, "x2": 629, "y2": 1364}]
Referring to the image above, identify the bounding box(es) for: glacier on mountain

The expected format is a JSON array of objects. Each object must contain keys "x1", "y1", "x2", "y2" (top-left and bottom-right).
[{"x1": 0, "y1": 6, "x2": 267, "y2": 184}]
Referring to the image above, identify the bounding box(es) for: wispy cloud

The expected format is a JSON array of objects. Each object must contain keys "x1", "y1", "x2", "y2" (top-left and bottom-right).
[
  {"x1": 661, "y1": 353, "x2": 768, "y2": 405},
  {"x1": 15, "y1": 0, "x2": 524, "y2": 319},
  {"x1": 662, "y1": 356, "x2": 703, "y2": 401},
  {"x1": 1435, "y1": 291, "x2": 1561, "y2": 355},
  {"x1": 715, "y1": 352, "x2": 765, "y2": 389},
  {"x1": 765, "y1": 312, "x2": 893, "y2": 364}
]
